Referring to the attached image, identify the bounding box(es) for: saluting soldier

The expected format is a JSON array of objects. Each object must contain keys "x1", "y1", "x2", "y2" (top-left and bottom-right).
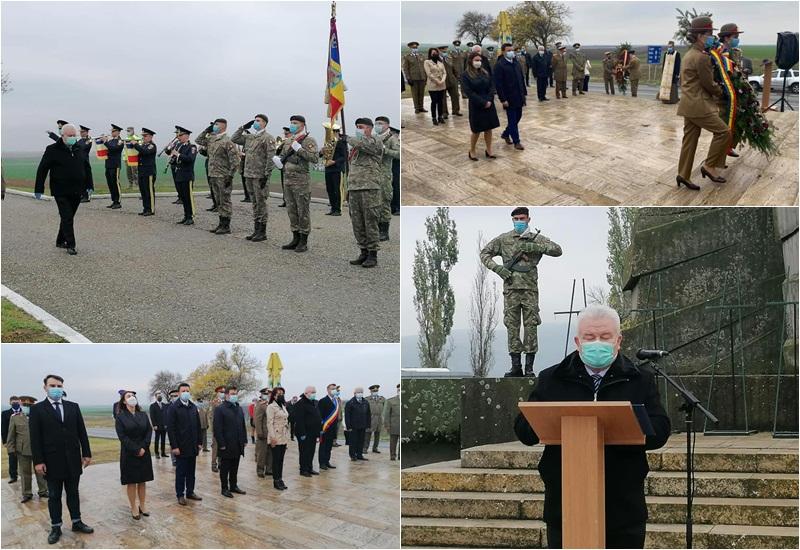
[
  {"x1": 6, "y1": 396, "x2": 48, "y2": 503},
  {"x1": 47, "y1": 119, "x2": 69, "y2": 142},
  {"x1": 346, "y1": 118, "x2": 384, "y2": 268},
  {"x1": 374, "y1": 116, "x2": 399, "y2": 242},
  {"x1": 626, "y1": 50, "x2": 641, "y2": 97},
  {"x1": 132, "y1": 128, "x2": 157, "y2": 216},
  {"x1": 253, "y1": 387, "x2": 272, "y2": 478},
  {"x1": 196, "y1": 118, "x2": 239, "y2": 235},
  {"x1": 602, "y1": 51, "x2": 616, "y2": 95},
  {"x1": 100, "y1": 124, "x2": 125, "y2": 209},
  {"x1": 170, "y1": 126, "x2": 198, "y2": 225},
  {"x1": 77, "y1": 125, "x2": 94, "y2": 203},
  {"x1": 481, "y1": 207, "x2": 563, "y2": 377},
  {"x1": 363, "y1": 385, "x2": 385, "y2": 455},
  {"x1": 439, "y1": 45, "x2": 462, "y2": 118},
  {"x1": 552, "y1": 44, "x2": 569, "y2": 99},
  {"x1": 232, "y1": 114, "x2": 277, "y2": 243},
  {"x1": 402, "y1": 41, "x2": 428, "y2": 113},
  {"x1": 272, "y1": 115, "x2": 318, "y2": 253},
  {"x1": 568, "y1": 43, "x2": 586, "y2": 96}
]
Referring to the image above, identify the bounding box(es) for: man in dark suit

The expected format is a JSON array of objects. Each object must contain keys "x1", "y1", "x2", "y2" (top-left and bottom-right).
[
  {"x1": 493, "y1": 43, "x2": 528, "y2": 150},
  {"x1": 149, "y1": 392, "x2": 168, "y2": 458},
  {"x1": 531, "y1": 46, "x2": 552, "y2": 101},
  {"x1": 344, "y1": 387, "x2": 371, "y2": 461},
  {"x1": 513, "y1": 304, "x2": 671, "y2": 549},
  {"x1": 213, "y1": 386, "x2": 247, "y2": 497},
  {"x1": 292, "y1": 387, "x2": 323, "y2": 477},
  {"x1": 2, "y1": 395, "x2": 22, "y2": 483},
  {"x1": 317, "y1": 383, "x2": 340, "y2": 470},
  {"x1": 166, "y1": 382, "x2": 203, "y2": 506},
  {"x1": 29, "y1": 374, "x2": 94, "y2": 545}
]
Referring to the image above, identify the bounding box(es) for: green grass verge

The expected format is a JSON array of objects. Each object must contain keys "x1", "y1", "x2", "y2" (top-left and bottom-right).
[
  {"x1": 1, "y1": 437, "x2": 120, "y2": 478},
  {"x1": 1, "y1": 298, "x2": 66, "y2": 343}
]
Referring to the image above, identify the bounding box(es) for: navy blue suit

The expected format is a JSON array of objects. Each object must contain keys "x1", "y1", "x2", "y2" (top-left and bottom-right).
[
  {"x1": 166, "y1": 399, "x2": 202, "y2": 498},
  {"x1": 493, "y1": 56, "x2": 527, "y2": 144},
  {"x1": 531, "y1": 53, "x2": 552, "y2": 100}
]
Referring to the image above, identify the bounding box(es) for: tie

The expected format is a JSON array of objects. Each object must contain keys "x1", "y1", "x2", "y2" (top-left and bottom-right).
[
  {"x1": 591, "y1": 374, "x2": 602, "y2": 394},
  {"x1": 54, "y1": 401, "x2": 62, "y2": 422}
]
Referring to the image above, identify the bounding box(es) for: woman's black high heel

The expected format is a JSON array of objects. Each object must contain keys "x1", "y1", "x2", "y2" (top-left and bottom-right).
[
  {"x1": 468, "y1": 152, "x2": 478, "y2": 161},
  {"x1": 485, "y1": 151, "x2": 497, "y2": 159},
  {"x1": 676, "y1": 176, "x2": 700, "y2": 191},
  {"x1": 700, "y1": 166, "x2": 726, "y2": 183},
  {"x1": 139, "y1": 507, "x2": 149, "y2": 517}
]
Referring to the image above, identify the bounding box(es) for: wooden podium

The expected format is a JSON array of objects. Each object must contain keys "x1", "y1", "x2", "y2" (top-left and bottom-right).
[{"x1": 517, "y1": 401, "x2": 645, "y2": 549}]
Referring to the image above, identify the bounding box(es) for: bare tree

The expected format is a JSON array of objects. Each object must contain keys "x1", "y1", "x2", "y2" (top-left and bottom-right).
[
  {"x1": 586, "y1": 285, "x2": 609, "y2": 306},
  {"x1": 189, "y1": 344, "x2": 261, "y2": 400},
  {"x1": 507, "y1": 1, "x2": 571, "y2": 49},
  {"x1": 148, "y1": 370, "x2": 183, "y2": 400},
  {"x1": 469, "y1": 231, "x2": 500, "y2": 377},
  {"x1": 456, "y1": 11, "x2": 496, "y2": 45}
]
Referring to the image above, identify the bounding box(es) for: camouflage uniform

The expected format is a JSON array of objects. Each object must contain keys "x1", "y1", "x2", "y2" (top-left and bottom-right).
[
  {"x1": 232, "y1": 126, "x2": 277, "y2": 226},
  {"x1": 195, "y1": 130, "x2": 239, "y2": 218},
  {"x1": 376, "y1": 130, "x2": 400, "y2": 225},
  {"x1": 346, "y1": 133, "x2": 383, "y2": 252},
  {"x1": 277, "y1": 134, "x2": 318, "y2": 235},
  {"x1": 480, "y1": 230, "x2": 563, "y2": 354}
]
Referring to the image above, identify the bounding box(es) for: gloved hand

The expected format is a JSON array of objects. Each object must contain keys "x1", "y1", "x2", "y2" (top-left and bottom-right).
[
  {"x1": 291, "y1": 141, "x2": 302, "y2": 152},
  {"x1": 243, "y1": 120, "x2": 255, "y2": 129},
  {"x1": 495, "y1": 266, "x2": 513, "y2": 280},
  {"x1": 272, "y1": 156, "x2": 283, "y2": 170},
  {"x1": 34, "y1": 192, "x2": 43, "y2": 200}
]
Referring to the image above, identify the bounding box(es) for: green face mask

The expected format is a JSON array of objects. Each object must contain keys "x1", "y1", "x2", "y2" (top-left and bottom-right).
[
  {"x1": 65, "y1": 136, "x2": 78, "y2": 146},
  {"x1": 579, "y1": 341, "x2": 617, "y2": 369}
]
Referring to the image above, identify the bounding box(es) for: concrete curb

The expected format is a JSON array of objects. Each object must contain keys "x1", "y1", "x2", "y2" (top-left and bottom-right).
[
  {"x1": 6, "y1": 188, "x2": 331, "y2": 205},
  {"x1": 1, "y1": 284, "x2": 92, "y2": 343}
]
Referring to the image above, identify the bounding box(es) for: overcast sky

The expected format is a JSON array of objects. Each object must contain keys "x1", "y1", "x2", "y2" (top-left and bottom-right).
[
  {"x1": 1, "y1": 343, "x2": 399, "y2": 406},
  {"x1": 401, "y1": 206, "x2": 611, "y2": 337},
  {"x1": 402, "y1": 1, "x2": 797, "y2": 45},
  {"x1": 1, "y1": 1, "x2": 399, "y2": 153}
]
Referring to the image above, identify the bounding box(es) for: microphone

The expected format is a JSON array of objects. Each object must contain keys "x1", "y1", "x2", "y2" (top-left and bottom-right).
[{"x1": 636, "y1": 348, "x2": 670, "y2": 360}]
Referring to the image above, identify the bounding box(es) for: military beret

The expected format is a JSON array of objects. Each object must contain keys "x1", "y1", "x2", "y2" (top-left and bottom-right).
[
  {"x1": 355, "y1": 117, "x2": 374, "y2": 127},
  {"x1": 141, "y1": 127, "x2": 156, "y2": 136},
  {"x1": 57, "y1": 119, "x2": 69, "y2": 126},
  {"x1": 254, "y1": 114, "x2": 269, "y2": 123},
  {"x1": 407, "y1": 41, "x2": 419, "y2": 48},
  {"x1": 289, "y1": 115, "x2": 306, "y2": 124},
  {"x1": 282, "y1": 126, "x2": 291, "y2": 132},
  {"x1": 511, "y1": 206, "x2": 530, "y2": 217},
  {"x1": 719, "y1": 23, "x2": 743, "y2": 37},
  {"x1": 689, "y1": 16, "x2": 717, "y2": 32},
  {"x1": 214, "y1": 118, "x2": 227, "y2": 124},
  {"x1": 175, "y1": 126, "x2": 191, "y2": 135},
  {"x1": 572, "y1": 42, "x2": 581, "y2": 48},
  {"x1": 214, "y1": 386, "x2": 226, "y2": 392},
  {"x1": 79, "y1": 125, "x2": 90, "y2": 132},
  {"x1": 369, "y1": 384, "x2": 380, "y2": 390},
  {"x1": 453, "y1": 40, "x2": 461, "y2": 46},
  {"x1": 375, "y1": 116, "x2": 390, "y2": 124},
  {"x1": 111, "y1": 124, "x2": 122, "y2": 131}
]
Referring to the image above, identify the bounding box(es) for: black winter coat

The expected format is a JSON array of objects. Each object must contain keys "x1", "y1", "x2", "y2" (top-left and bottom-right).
[
  {"x1": 29, "y1": 399, "x2": 92, "y2": 480},
  {"x1": 531, "y1": 53, "x2": 552, "y2": 78},
  {"x1": 213, "y1": 401, "x2": 247, "y2": 458},
  {"x1": 344, "y1": 397, "x2": 371, "y2": 430},
  {"x1": 115, "y1": 408, "x2": 154, "y2": 485},
  {"x1": 166, "y1": 400, "x2": 202, "y2": 457},
  {"x1": 34, "y1": 140, "x2": 87, "y2": 196},
  {"x1": 149, "y1": 401, "x2": 167, "y2": 429},
  {"x1": 514, "y1": 351, "x2": 671, "y2": 530},
  {"x1": 493, "y1": 57, "x2": 527, "y2": 108},
  {"x1": 291, "y1": 396, "x2": 322, "y2": 439}
]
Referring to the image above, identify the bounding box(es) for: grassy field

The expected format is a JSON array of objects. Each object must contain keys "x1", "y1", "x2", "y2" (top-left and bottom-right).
[
  {"x1": 1, "y1": 298, "x2": 66, "y2": 343},
  {"x1": 1, "y1": 437, "x2": 120, "y2": 478}
]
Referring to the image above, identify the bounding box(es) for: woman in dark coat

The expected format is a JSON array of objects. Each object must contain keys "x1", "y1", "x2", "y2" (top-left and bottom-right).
[
  {"x1": 115, "y1": 391, "x2": 154, "y2": 520},
  {"x1": 461, "y1": 51, "x2": 500, "y2": 161}
]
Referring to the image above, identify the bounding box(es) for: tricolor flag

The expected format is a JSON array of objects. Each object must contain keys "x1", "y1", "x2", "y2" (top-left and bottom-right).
[
  {"x1": 325, "y1": 2, "x2": 345, "y2": 122},
  {"x1": 94, "y1": 138, "x2": 107, "y2": 160}
]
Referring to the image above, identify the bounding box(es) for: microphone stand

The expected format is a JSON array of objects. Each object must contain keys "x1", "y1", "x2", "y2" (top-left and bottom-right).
[{"x1": 640, "y1": 358, "x2": 718, "y2": 549}]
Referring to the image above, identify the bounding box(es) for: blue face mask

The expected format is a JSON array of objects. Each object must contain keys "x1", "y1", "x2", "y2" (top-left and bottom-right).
[
  {"x1": 505, "y1": 51, "x2": 515, "y2": 60},
  {"x1": 579, "y1": 341, "x2": 617, "y2": 370},
  {"x1": 212, "y1": 124, "x2": 220, "y2": 134},
  {"x1": 180, "y1": 391, "x2": 190, "y2": 402},
  {"x1": 289, "y1": 123, "x2": 300, "y2": 134},
  {"x1": 730, "y1": 38, "x2": 740, "y2": 48},
  {"x1": 228, "y1": 395, "x2": 238, "y2": 404},
  {"x1": 374, "y1": 123, "x2": 385, "y2": 134},
  {"x1": 252, "y1": 121, "x2": 261, "y2": 131},
  {"x1": 513, "y1": 220, "x2": 528, "y2": 234},
  {"x1": 22, "y1": 406, "x2": 30, "y2": 416},
  {"x1": 668, "y1": 47, "x2": 674, "y2": 53},
  {"x1": 355, "y1": 128, "x2": 364, "y2": 137},
  {"x1": 704, "y1": 36, "x2": 717, "y2": 49},
  {"x1": 48, "y1": 387, "x2": 64, "y2": 400},
  {"x1": 65, "y1": 136, "x2": 78, "y2": 146}
]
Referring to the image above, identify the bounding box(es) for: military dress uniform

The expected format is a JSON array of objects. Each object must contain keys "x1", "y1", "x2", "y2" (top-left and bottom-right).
[
  {"x1": 103, "y1": 126, "x2": 124, "y2": 208},
  {"x1": 6, "y1": 398, "x2": 48, "y2": 502},
  {"x1": 132, "y1": 129, "x2": 157, "y2": 215},
  {"x1": 232, "y1": 119, "x2": 276, "y2": 242},
  {"x1": 602, "y1": 55, "x2": 616, "y2": 95},
  {"x1": 403, "y1": 42, "x2": 427, "y2": 113},
  {"x1": 253, "y1": 394, "x2": 273, "y2": 477},
  {"x1": 171, "y1": 131, "x2": 198, "y2": 224},
  {"x1": 627, "y1": 54, "x2": 641, "y2": 97},
  {"x1": 382, "y1": 387, "x2": 401, "y2": 460},
  {"x1": 441, "y1": 49, "x2": 462, "y2": 118},
  {"x1": 481, "y1": 229, "x2": 563, "y2": 375},
  {"x1": 552, "y1": 48, "x2": 568, "y2": 98},
  {"x1": 275, "y1": 120, "x2": 318, "y2": 252},
  {"x1": 209, "y1": 395, "x2": 222, "y2": 472},
  {"x1": 568, "y1": 47, "x2": 586, "y2": 95},
  {"x1": 196, "y1": 125, "x2": 240, "y2": 234},
  {"x1": 376, "y1": 126, "x2": 400, "y2": 240},
  {"x1": 363, "y1": 388, "x2": 385, "y2": 454},
  {"x1": 346, "y1": 124, "x2": 384, "y2": 268}
]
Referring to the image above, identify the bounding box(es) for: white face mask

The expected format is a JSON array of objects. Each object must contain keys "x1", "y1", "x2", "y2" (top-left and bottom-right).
[
  {"x1": 126, "y1": 397, "x2": 138, "y2": 406},
  {"x1": 472, "y1": 60, "x2": 482, "y2": 68}
]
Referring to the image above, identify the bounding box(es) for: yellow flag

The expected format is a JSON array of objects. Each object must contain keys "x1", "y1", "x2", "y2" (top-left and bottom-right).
[{"x1": 267, "y1": 352, "x2": 284, "y2": 388}]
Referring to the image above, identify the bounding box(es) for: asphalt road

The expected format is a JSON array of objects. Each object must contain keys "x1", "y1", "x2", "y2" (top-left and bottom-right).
[{"x1": 1, "y1": 193, "x2": 399, "y2": 343}]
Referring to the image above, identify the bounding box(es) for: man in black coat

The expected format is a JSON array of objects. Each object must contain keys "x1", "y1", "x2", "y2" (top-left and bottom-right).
[
  {"x1": 149, "y1": 392, "x2": 168, "y2": 458},
  {"x1": 317, "y1": 383, "x2": 340, "y2": 470},
  {"x1": 493, "y1": 43, "x2": 527, "y2": 150},
  {"x1": 213, "y1": 386, "x2": 248, "y2": 497},
  {"x1": 2, "y1": 396, "x2": 22, "y2": 483},
  {"x1": 344, "y1": 387, "x2": 371, "y2": 461},
  {"x1": 513, "y1": 304, "x2": 671, "y2": 549},
  {"x1": 322, "y1": 128, "x2": 348, "y2": 216},
  {"x1": 530, "y1": 46, "x2": 552, "y2": 101},
  {"x1": 166, "y1": 382, "x2": 203, "y2": 505},
  {"x1": 29, "y1": 374, "x2": 94, "y2": 545},
  {"x1": 34, "y1": 123, "x2": 88, "y2": 255},
  {"x1": 292, "y1": 387, "x2": 323, "y2": 476}
]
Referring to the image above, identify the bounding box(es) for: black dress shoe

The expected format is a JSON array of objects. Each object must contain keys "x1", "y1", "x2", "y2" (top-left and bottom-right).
[
  {"x1": 273, "y1": 480, "x2": 283, "y2": 490},
  {"x1": 20, "y1": 495, "x2": 32, "y2": 503},
  {"x1": 8, "y1": 478, "x2": 17, "y2": 483},
  {"x1": 310, "y1": 470, "x2": 320, "y2": 475},
  {"x1": 139, "y1": 507, "x2": 149, "y2": 517},
  {"x1": 326, "y1": 464, "x2": 336, "y2": 469},
  {"x1": 67, "y1": 248, "x2": 77, "y2": 255},
  {"x1": 351, "y1": 457, "x2": 358, "y2": 461},
  {"x1": 700, "y1": 166, "x2": 726, "y2": 183},
  {"x1": 38, "y1": 492, "x2": 49, "y2": 498},
  {"x1": 320, "y1": 464, "x2": 328, "y2": 470},
  {"x1": 222, "y1": 489, "x2": 233, "y2": 498},
  {"x1": 279, "y1": 480, "x2": 288, "y2": 490},
  {"x1": 71, "y1": 521, "x2": 94, "y2": 533},
  {"x1": 183, "y1": 218, "x2": 194, "y2": 226},
  {"x1": 231, "y1": 487, "x2": 246, "y2": 494},
  {"x1": 676, "y1": 175, "x2": 700, "y2": 191},
  {"x1": 110, "y1": 203, "x2": 122, "y2": 209},
  {"x1": 48, "y1": 526, "x2": 62, "y2": 544},
  {"x1": 186, "y1": 493, "x2": 202, "y2": 501},
  {"x1": 155, "y1": 453, "x2": 161, "y2": 458},
  {"x1": 357, "y1": 457, "x2": 369, "y2": 461},
  {"x1": 373, "y1": 449, "x2": 381, "y2": 454},
  {"x1": 142, "y1": 211, "x2": 154, "y2": 217},
  {"x1": 56, "y1": 242, "x2": 67, "y2": 248},
  {"x1": 300, "y1": 471, "x2": 312, "y2": 477},
  {"x1": 332, "y1": 211, "x2": 341, "y2": 216},
  {"x1": 177, "y1": 496, "x2": 187, "y2": 505}
]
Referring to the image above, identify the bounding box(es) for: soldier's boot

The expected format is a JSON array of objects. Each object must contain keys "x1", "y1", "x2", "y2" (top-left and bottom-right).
[
  {"x1": 282, "y1": 231, "x2": 300, "y2": 250},
  {"x1": 504, "y1": 353, "x2": 523, "y2": 377},
  {"x1": 294, "y1": 233, "x2": 308, "y2": 253},
  {"x1": 251, "y1": 222, "x2": 267, "y2": 242},
  {"x1": 246, "y1": 221, "x2": 259, "y2": 240},
  {"x1": 361, "y1": 250, "x2": 377, "y2": 268},
  {"x1": 379, "y1": 222, "x2": 390, "y2": 242},
  {"x1": 209, "y1": 217, "x2": 223, "y2": 233},
  {"x1": 350, "y1": 249, "x2": 368, "y2": 265},
  {"x1": 215, "y1": 217, "x2": 231, "y2": 235},
  {"x1": 524, "y1": 353, "x2": 536, "y2": 377}
]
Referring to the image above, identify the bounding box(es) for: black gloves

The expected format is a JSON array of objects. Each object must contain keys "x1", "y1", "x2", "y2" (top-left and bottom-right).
[
  {"x1": 244, "y1": 120, "x2": 255, "y2": 130},
  {"x1": 206, "y1": 122, "x2": 214, "y2": 133}
]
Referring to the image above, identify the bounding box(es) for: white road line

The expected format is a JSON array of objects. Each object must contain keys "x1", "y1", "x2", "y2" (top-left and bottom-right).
[{"x1": 1, "y1": 284, "x2": 92, "y2": 343}]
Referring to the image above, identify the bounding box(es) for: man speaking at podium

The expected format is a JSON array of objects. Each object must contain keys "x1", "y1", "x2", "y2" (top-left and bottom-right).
[{"x1": 514, "y1": 304, "x2": 671, "y2": 548}]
